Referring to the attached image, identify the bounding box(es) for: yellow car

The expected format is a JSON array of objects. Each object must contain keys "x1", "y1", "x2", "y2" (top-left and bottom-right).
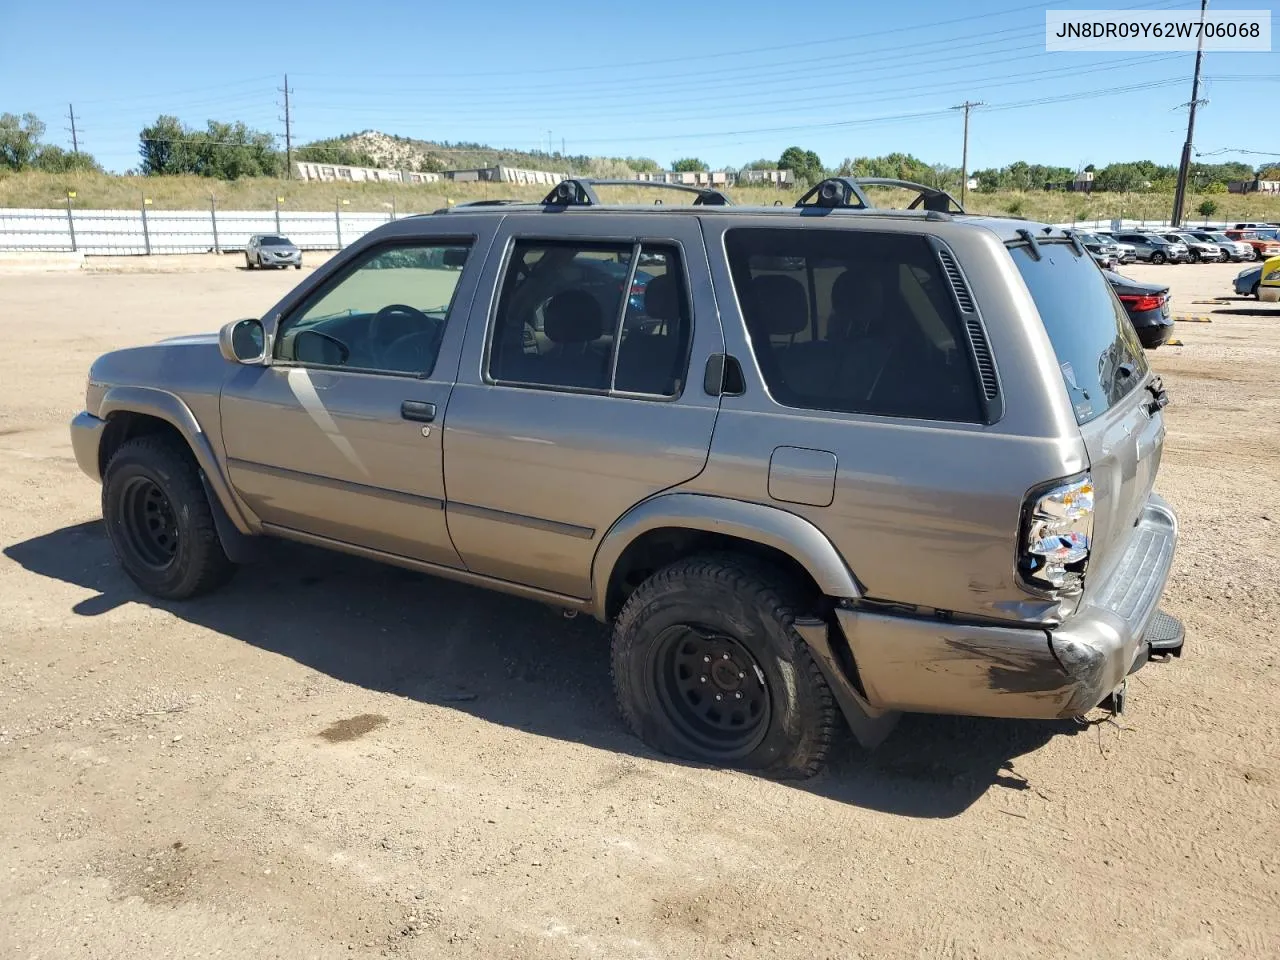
[{"x1": 1260, "y1": 254, "x2": 1280, "y2": 303}]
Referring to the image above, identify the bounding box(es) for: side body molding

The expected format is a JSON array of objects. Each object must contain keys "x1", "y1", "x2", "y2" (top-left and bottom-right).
[
  {"x1": 590, "y1": 492, "x2": 863, "y2": 621},
  {"x1": 98, "y1": 385, "x2": 256, "y2": 535}
]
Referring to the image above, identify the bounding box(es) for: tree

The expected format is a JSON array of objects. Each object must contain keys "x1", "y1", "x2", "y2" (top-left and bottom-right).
[
  {"x1": 0, "y1": 112, "x2": 46, "y2": 170},
  {"x1": 777, "y1": 146, "x2": 824, "y2": 186},
  {"x1": 743, "y1": 158, "x2": 778, "y2": 170},
  {"x1": 139, "y1": 115, "x2": 280, "y2": 179},
  {"x1": 1259, "y1": 166, "x2": 1280, "y2": 181},
  {"x1": 33, "y1": 145, "x2": 102, "y2": 173},
  {"x1": 1197, "y1": 199, "x2": 1218, "y2": 218},
  {"x1": 139, "y1": 115, "x2": 187, "y2": 175},
  {"x1": 670, "y1": 157, "x2": 708, "y2": 172}
]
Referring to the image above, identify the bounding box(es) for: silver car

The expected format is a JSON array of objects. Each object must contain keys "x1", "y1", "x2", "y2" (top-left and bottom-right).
[
  {"x1": 1113, "y1": 232, "x2": 1190, "y2": 264},
  {"x1": 1189, "y1": 231, "x2": 1253, "y2": 262},
  {"x1": 69, "y1": 178, "x2": 1183, "y2": 778},
  {"x1": 245, "y1": 234, "x2": 302, "y2": 270},
  {"x1": 1159, "y1": 232, "x2": 1219, "y2": 263}
]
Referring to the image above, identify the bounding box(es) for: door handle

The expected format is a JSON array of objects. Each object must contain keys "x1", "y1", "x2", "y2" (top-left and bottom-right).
[{"x1": 400, "y1": 400, "x2": 436, "y2": 423}]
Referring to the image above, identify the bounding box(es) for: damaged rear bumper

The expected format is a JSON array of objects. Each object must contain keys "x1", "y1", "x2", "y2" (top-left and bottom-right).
[{"x1": 824, "y1": 494, "x2": 1181, "y2": 724}]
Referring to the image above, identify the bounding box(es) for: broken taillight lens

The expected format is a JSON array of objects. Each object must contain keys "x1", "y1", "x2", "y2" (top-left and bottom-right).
[{"x1": 1019, "y1": 475, "x2": 1094, "y2": 593}]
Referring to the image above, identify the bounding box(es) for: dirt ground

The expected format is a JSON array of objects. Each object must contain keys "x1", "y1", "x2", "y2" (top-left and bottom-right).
[{"x1": 0, "y1": 255, "x2": 1276, "y2": 960}]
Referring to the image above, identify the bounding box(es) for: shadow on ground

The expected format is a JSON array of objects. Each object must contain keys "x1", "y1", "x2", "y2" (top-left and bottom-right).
[
  {"x1": 1209, "y1": 307, "x2": 1280, "y2": 317},
  {"x1": 5, "y1": 521, "x2": 1077, "y2": 818}
]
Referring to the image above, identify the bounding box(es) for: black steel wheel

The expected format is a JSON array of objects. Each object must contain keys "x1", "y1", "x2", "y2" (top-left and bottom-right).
[
  {"x1": 117, "y1": 475, "x2": 180, "y2": 570},
  {"x1": 612, "y1": 553, "x2": 837, "y2": 779},
  {"x1": 102, "y1": 435, "x2": 236, "y2": 599},
  {"x1": 647, "y1": 625, "x2": 771, "y2": 760}
]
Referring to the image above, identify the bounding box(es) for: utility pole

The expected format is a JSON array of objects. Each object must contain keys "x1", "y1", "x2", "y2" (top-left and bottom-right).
[
  {"x1": 279, "y1": 74, "x2": 294, "y2": 179},
  {"x1": 66, "y1": 103, "x2": 80, "y2": 154},
  {"x1": 952, "y1": 100, "x2": 984, "y2": 208},
  {"x1": 1171, "y1": 0, "x2": 1210, "y2": 226}
]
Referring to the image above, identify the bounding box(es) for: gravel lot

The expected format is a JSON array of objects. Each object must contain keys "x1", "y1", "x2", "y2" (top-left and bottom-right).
[{"x1": 1, "y1": 256, "x2": 1277, "y2": 960}]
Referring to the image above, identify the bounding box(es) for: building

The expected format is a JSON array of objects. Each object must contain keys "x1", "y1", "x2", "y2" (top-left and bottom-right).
[
  {"x1": 1229, "y1": 178, "x2": 1280, "y2": 195},
  {"x1": 737, "y1": 169, "x2": 794, "y2": 186},
  {"x1": 441, "y1": 166, "x2": 566, "y2": 185},
  {"x1": 294, "y1": 161, "x2": 441, "y2": 184}
]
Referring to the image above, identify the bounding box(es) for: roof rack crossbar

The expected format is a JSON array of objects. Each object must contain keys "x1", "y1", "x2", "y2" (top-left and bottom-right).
[
  {"x1": 540, "y1": 178, "x2": 732, "y2": 207},
  {"x1": 796, "y1": 177, "x2": 965, "y2": 215}
]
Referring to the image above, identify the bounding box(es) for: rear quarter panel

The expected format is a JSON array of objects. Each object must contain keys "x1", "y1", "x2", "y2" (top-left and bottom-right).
[{"x1": 685, "y1": 215, "x2": 1088, "y2": 624}]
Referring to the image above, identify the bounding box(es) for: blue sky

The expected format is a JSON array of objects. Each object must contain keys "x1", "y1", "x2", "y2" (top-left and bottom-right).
[{"x1": 3, "y1": 0, "x2": 1276, "y2": 174}]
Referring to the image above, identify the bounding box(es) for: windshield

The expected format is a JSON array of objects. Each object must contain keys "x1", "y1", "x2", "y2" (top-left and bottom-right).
[
  {"x1": 1203, "y1": 233, "x2": 1230, "y2": 242},
  {"x1": 259, "y1": 236, "x2": 291, "y2": 246},
  {"x1": 1011, "y1": 241, "x2": 1148, "y2": 425}
]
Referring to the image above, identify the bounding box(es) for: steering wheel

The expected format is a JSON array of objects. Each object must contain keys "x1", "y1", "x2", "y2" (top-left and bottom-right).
[{"x1": 370, "y1": 303, "x2": 433, "y2": 367}]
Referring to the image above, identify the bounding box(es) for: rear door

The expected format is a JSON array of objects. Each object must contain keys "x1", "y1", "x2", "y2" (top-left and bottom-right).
[
  {"x1": 442, "y1": 214, "x2": 722, "y2": 599},
  {"x1": 1009, "y1": 239, "x2": 1165, "y2": 590}
]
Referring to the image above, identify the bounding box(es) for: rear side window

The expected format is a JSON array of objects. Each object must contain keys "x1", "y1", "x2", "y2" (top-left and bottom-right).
[
  {"x1": 488, "y1": 239, "x2": 691, "y2": 397},
  {"x1": 723, "y1": 227, "x2": 983, "y2": 422},
  {"x1": 1010, "y1": 242, "x2": 1148, "y2": 424}
]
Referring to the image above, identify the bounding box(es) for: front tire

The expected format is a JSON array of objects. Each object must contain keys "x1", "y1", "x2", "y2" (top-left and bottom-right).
[
  {"x1": 245, "y1": 253, "x2": 255, "y2": 269},
  {"x1": 611, "y1": 554, "x2": 838, "y2": 779},
  {"x1": 1151, "y1": 251, "x2": 1166, "y2": 265},
  {"x1": 102, "y1": 435, "x2": 236, "y2": 600}
]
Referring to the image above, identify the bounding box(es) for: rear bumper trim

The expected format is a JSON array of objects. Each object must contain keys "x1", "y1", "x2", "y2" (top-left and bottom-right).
[{"x1": 829, "y1": 493, "x2": 1179, "y2": 720}]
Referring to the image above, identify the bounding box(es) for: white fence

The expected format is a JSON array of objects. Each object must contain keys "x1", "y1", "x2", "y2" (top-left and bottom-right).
[
  {"x1": 0, "y1": 206, "x2": 1244, "y2": 257},
  {"x1": 0, "y1": 207, "x2": 406, "y2": 256}
]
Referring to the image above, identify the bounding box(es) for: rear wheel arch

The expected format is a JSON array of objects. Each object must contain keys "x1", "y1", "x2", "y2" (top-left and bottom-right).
[{"x1": 591, "y1": 493, "x2": 861, "y2": 622}]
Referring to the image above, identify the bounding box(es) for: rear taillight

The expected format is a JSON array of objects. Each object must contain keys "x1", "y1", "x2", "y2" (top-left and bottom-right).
[
  {"x1": 1018, "y1": 475, "x2": 1094, "y2": 594},
  {"x1": 1119, "y1": 293, "x2": 1166, "y2": 312}
]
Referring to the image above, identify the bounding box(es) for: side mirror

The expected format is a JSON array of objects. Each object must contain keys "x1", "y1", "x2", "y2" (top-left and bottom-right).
[{"x1": 219, "y1": 318, "x2": 267, "y2": 364}]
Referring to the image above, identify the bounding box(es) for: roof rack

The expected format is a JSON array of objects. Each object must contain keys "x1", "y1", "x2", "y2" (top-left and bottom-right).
[
  {"x1": 540, "y1": 178, "x2": 733, "y2": 207},
  {"x1": 795, "y1": 177, "x2": 965, "y2": 215}
]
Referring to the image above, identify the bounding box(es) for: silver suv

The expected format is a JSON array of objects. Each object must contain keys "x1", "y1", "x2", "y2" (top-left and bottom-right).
[
  {"x1": 1112, "y1": 232, "x2": 1189, "y2": 264},
  {"x1": 245, "y1": 234, "x2": 302, "y2": 269},
  {"x1": 69, "y1": 178, "x2": 1184, "y2": 779}
]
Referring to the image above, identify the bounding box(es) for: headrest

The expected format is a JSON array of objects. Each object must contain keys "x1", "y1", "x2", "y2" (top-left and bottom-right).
[
  {"x1": 643, "y1": 273, "x2": 681, "y2": 322},
  {"x1": 830, "y1": 265, "x2": 889, "y2": 339},
  {"x1": 745, "y1": 274, "x2": 808, "y2": 336},
  {"x1": 543, "y1": 290, "x2": 603, "y2": 344}
]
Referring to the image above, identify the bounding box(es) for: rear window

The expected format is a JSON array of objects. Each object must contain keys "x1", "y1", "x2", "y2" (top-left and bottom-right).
[
  {"x1": 1011, "y1": 242, "x2": 1148, "y2": 424},
  {"x1": 723, "y1": 227, "x2": 983, "y2": 423}
]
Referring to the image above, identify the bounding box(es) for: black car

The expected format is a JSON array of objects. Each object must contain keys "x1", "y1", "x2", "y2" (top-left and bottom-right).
[
  {"x1": 1077, "y1": 232, "x2": 1120, "y2": 267},
  {"x1": 1104, "y1": 269, "x2": 1173, "y2": 349}
]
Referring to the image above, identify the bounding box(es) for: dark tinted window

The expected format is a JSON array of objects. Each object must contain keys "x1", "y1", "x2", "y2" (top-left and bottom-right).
[
  {"x1": 723, "y1": 227, "x2": 983, "y2": 422},
  {"x1": 1011, "y1": 242, "x2": 1148, "y2": 424},
  {"x1": 489, "y1": 239, "x2": 690, "y2": 397},
  {"x1": 259, "y1": 236, "x2": 290, "y2": 246}
]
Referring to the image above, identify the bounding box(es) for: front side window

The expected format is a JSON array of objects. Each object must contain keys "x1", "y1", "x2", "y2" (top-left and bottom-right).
[
  {"x1": 488, "y1": 239, "x2": 691, "y2": 397},
  {"x1": 275, "y1": 242, "x2": 472, "y2": 376},
  {"x1": 723, "y1": 227, "x2": 983, "y2": 422}
]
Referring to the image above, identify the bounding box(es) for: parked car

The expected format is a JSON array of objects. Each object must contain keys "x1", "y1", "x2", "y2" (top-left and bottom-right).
[
  {"x1": 1232, "y1": 222, "x2": 1275, "y2": 231},
  {"x1": 1113, "y1": 232, "x2": 1190, "y2": 264},
  {"x1": 1225, "y1": 229, "x2": 1280, "y2": 261},
  {"x1": 1107, "y1": 236, "x2": 1137, "y2": 263},
  {"x1": 1076, "y1": 232, "x2": 1121, "y2": 267},
  {"x1": 69, "y1": 179, "x2": 1183, "y2": 779},
  {"x1": 245, "y1": 234, "x2": 302, "y2": 269},
  {"x1": 1104, "y1": 269, "x2": 1173, "y2": 348},
  {"x1": 1259, "y1": 254, "x2": 1280, "y2": 303},
  {"x1": 1188, "y1": 231, "x2": 1253, "y2": 262},
  {"x1": 1233, "y1": 263, "x2": 1263, "y2": 297},
  {"x1": 1157, "y1": 232, "x2": 1219, "y2": 263}
]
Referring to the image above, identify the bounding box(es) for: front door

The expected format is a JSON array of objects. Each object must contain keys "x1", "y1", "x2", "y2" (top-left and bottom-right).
[
  {"x1": 221, "y1": 237, "x2": 487, "y2": 568},
  {"x1": 442, "y1": 215, "x2": 724, "y2": 598}
]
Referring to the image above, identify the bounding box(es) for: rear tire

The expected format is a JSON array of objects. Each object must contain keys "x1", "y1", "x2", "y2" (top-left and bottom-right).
[
  {"x1": 245, "y1": 253, "x2": 254, "y2": 269},
  {"x1": 102, "y1": 435, "x2": 236, "y2": 600},
  {"x1": 1219, "y1": 250, "x2": 1230, "y2": 262},
  {"x1": 1151, "y1": 251, "x2": 1166, "y2": 265},
  {"x1": 611, "y1": 553, "x2": 838, "y2": 779}
]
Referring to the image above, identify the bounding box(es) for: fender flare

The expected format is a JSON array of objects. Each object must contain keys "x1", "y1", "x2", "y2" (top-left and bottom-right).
[
  {"x1": 589, "y1": 492, "x2": 862, "y2": 620},
  {"x1": 99, "y1": 385, "x2": 256, "y2": 535}
]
